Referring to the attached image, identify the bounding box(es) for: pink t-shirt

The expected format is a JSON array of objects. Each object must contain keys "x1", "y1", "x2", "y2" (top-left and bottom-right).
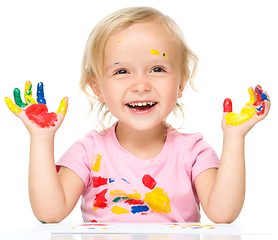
[{"x1": 56, "y1": 122, "x2": 219, "y2": 222}]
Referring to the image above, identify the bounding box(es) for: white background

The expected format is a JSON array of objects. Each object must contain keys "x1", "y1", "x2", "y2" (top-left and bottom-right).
[{"x1": 0, "y1": 0, "x2": 277, "y2": 230}]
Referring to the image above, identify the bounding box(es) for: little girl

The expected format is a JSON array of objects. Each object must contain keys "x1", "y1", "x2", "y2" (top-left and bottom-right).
[{"x1": 5, "y1": 7, "x2": 270, "y2": 224}]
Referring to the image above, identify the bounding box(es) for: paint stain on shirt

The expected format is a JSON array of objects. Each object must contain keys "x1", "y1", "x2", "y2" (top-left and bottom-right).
[
  {"x1": 142, "y1": 174, "x2": 157, "y2": 190},
  {"x1": 93, "y1": 189, "x2": 108, "y2": 210},
  {"x1": 91, "y1": 154, "x2": 102, "y2": 172},
  {"x1": 143, "y1": 187, "x2": 171, "y2": 214},
  {"x1": 92, "y1": 176, "x2": 108, "y2": 188},
  {"x1": 111, "y1": 206, "x2": 129, "y2": 215}
]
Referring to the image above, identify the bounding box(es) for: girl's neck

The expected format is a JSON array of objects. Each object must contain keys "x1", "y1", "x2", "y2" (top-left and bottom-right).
[{"x1": 115, "y1": 121, "x2": 167, "y2": 160}]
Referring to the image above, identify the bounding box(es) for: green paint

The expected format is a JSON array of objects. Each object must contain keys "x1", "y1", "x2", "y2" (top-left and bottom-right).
[
  {"x1": 113, "y1": 197, "x2": 121, "y2": 203},
  {"x1": 25, "y1": 84, "x2": 32, "y2": 96},
  {"x1": 13, "y1": 88, "x2": 27, "y2": 108},
  {"x1": 39, "y1": 220, "x2": 47, "y2": 224}
]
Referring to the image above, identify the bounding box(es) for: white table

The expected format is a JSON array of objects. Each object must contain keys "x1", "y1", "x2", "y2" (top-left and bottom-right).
[{"x1": 0, "y1": 222, "x2": 276, "y2": 240}]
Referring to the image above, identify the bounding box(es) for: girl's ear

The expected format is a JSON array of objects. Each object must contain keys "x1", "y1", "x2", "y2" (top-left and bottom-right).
[
  {"x1": 90, "y1": 80, "x2": 105, "y2": 103},
  {"x1": 178, "y1": 73, "x2": 188, "y2": 98}
]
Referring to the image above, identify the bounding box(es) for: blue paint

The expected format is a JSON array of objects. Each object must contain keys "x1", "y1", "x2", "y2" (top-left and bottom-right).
[
  {"x1": 131, "y1": 205, "x2": 149, "y2": 214},
  {"x1": 260, "y1": 92, "x2": 269, "y2": 101},
  {"x1": 37, "y1": 82, "x2": 46, "y2": 104},
  {"x1": 256, "y1": 105, "x2": 264, "y2": 112},
  {"x1": 121, "y1": 178, "x2": 130, "y2": 184},
  {"x1": 192, "y1": 227, "x2": 203, "y2": 229},
  {"x1": 109, "y1": 178, "x2": 115, "y2": 183}
]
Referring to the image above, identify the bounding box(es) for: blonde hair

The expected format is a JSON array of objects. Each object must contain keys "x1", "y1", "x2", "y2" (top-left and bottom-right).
[{"x1": 80, "y1": 6, "x2": 199, "y2": 129}]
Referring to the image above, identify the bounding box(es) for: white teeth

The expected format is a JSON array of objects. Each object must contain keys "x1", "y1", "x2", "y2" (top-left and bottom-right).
[{"x1": 127, "y1": 101, "x2": 156, "y2": 109}]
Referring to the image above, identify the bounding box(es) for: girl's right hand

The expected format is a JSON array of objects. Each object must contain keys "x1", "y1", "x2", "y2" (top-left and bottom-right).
[{"x1": 4, "y1": 81, "x2": 68, "y2": 137}]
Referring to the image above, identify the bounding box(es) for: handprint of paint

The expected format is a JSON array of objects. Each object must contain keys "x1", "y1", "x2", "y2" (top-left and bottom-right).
[
  {"x1": 91, "y1": 164, "x2": 171, "y2": 215},
  {"x1": 5, "y1": 81, "x2": 68, "y2": 128},
  {"x1": 224, "y1": 85, "x2": 270, "y2": 126}
]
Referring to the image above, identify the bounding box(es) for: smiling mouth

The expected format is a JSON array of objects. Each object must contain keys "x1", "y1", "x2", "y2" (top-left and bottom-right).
[{"x1": 126, "y1": 101, "x2": 157, "y2": 111}]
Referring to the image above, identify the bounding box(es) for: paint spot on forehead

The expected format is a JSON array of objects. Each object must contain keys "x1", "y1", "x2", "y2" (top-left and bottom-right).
[
  {"x1": 150, "y1": 49, "x2": 160, "y2": 55},
  {"x1": 117, "y1": 41, "x2": 121, "y2": 43}
]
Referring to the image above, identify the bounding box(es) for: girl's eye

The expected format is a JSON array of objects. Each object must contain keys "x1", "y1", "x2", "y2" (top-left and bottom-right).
[
  {"x1": 115, "y1": 69, "x2": 129, "y2": 75},
  {"x1": 151, "y1": 67, "x2": 165, "y2": 73}
]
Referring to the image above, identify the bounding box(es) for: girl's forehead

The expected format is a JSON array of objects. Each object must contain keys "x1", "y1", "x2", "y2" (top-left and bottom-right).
[
  {"x1": 107, "y1": 22, "x2": 176, "y2": 45},
  {"x1": 105, "y1": 22, "x2": 180, "y2": 58}
]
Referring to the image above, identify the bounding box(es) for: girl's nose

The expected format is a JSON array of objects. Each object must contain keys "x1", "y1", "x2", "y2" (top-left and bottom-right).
[{"x1": 130, "y1": 76, "x2": 151, "y2": 93}]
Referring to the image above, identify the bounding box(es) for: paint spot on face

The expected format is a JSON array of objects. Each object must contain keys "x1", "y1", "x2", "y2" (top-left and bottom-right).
[
  {"x1": 91, "y1": 154, "x2": 102, "y2": 172},
  {"x1": 142, "y1": 174, "x2": 157, "y2": 190},
  {"x1": 111, "y1": 206, "x2": 129, "y2": 214},
  {"x1": 150, "y1": 49, "x2": 167, "y2": 58},
  {"x1": 93, "y1": 189, "x2": 108, "y2": 210},
  {"x1": 117, "y1": 41, "x2": 121, "y2": 43},
  {"x1": 92, "y1": 176, "x2": 108, "y2": 188},
  {"x1": 150, "y1": 49, "x2": 160, "y2": 55},
  {"x1": 131, "y1": 205, "x2": 149, "y2": 214},
  {"x1": 111, "y1": 62, "x2": 119, "y2": 67},
  {"x1": 25, "y1": 104, "x2": 58, "y2": 128},
  {"x1": 143, "y1": 187, "x2": 171, "y2": 214}
]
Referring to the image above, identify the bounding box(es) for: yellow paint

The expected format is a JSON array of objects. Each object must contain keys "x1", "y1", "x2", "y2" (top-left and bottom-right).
[
  {"x1": 4, "y1": 97, "x2": 22, "y2": 113},
  {"x1": 163, "y1": 53, "x2": 167, "y2": 58},
  {"x1": 91, "y1": 154, "x2": 102, "y2": 172},
  {"x1": 150, "y1": 49, "x2": 160, "y2": 55},
  {"x1": 143, "y1": 187, "x2": 171, "y2": 214},
  {"x1": 111, "y1": 206, "x2": 129, "y2": 215},
  {"x1": 71, "y1": 226, "x2": 76, "y2": 229},
  {"x1": 24, "y1": 81, "x2": 36, "y2": 104},
  {"x1": 225, "y1": 87, "x2": 258, "y2": 126},
  {"x1": 110, "y1": 189, "x2": 141, "y2": 200},
  {"x1": 225, "y1": 106, "x2": 256, "y2": 126},
  {"x1": 57, "y1": 97, "x2": 68, "y2": 116},
  {"x1": 116, "y1": 41, "x2": 121, "y2": 43},
  {"x1": 187, "y1": 224, "x2": 215, "y2": 228},
  {"x1": 246, "y1": 87, "x2": 255, "y2": 105}
]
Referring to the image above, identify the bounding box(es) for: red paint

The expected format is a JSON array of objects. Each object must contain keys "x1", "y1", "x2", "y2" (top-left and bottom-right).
[
  {"x1": 25, "y1": 104, "x2": 57, "y2": 128},
  {"x1": 92, "y1": 176, "x2": 108, "y2": 188},
  {"x1": 142, "y1": 174, "x2": 157, "y2": 190},
  {"x1": 223, "y1": 98, "x2": 232, "y2": 113},
  {"x1": 124, "y1": 199, "x2": 145, "y2": 205},
  {"x1": 90, "y1": 219, "x2": 98, "y2": 222},
  {"x1": 93, "y1": 189, "x2": 108, "y2": 209},
  {"x1": 80, "y1": 223, "x2": 108, "y2": 226},
  {"x1": 254, "y1": 86, "x2": 263, "y2": 106},
  {"x1": 256, "y1": 101, "x2": 266, "y2": 116}
]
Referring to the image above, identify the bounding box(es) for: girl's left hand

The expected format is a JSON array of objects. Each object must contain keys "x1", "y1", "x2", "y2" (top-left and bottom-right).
[{"x1": 221, "y1": 86, "x2": 271, "y2": 138}]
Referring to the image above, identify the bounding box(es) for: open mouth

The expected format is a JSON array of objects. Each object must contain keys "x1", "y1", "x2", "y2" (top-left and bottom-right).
[{"x1": 126, "y1": 101, "x2": 157, "y2": 111}]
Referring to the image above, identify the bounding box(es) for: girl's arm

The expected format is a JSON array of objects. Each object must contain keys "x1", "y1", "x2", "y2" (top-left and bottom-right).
[
  {"x1": 29, "y1": 134, "x2": 84, "y2": 223},
  {"x1": 5, "y1": 82, "x2": 84, "y2": 223},
  {"x1": 194, "y1": 87, "x2": 270, "y2": 223}
]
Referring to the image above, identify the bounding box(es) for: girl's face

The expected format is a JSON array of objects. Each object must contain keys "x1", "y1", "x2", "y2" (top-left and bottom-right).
[{"x1": 95, "y1": 21, "x2": 184, "y2": 132}]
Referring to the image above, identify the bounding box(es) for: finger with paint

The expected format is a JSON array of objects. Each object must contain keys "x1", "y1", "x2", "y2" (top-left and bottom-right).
[
  {"x1": 5, "y1": 81, "x2": 69, "y2": 129},
  {"x1": 4, "y1": 97, "x2": 22, "y2": 114},
  {"x1": 57, "y1": 97, "x2": 69, "y2": 117},
  {"x1": 13, "y1": 88, "x2": 28, "y2": 108},
  {"x1": 223, "y1": 98, "x2": 232, "y2": 113},
  {"x1": 37, "y1": 82, "x2": 46, "y2": 104},
  {"x1": 224, "y1": 85, "x2": 269, "y2": 126},
  {"x1": 24, "y1": 81, "x2": 36, "y2": 104}
]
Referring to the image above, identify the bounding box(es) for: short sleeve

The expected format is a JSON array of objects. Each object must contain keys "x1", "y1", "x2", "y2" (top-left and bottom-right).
[
  {"x1": 56, "y1": 138, "x2": 93, "y2": 189},
  {"x1": 191, "y1": 133, "x2": 220, "y2": 181}
]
